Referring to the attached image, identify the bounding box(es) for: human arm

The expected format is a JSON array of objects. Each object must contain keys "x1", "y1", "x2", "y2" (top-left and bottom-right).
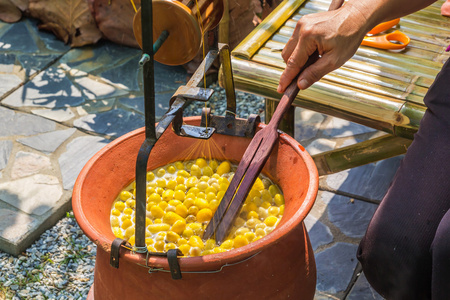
[{"x1": 277, "y1": 0, "x2": 438, "y2": 93}]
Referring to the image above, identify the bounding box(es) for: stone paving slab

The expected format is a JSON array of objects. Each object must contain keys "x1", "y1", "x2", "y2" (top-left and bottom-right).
[
  {"x1": 0, "y1": 19, "x2": 70, "y2": 99},
  {"x1": 0, "y1": 104, "x2": 102, "y2": 255},
  {"x1": 316, "y1": 242, "x2": 359, "y2": 294},
  {"x1": 58, "y1": 136, "x2": 110, "y2": 190},
  {"x1": 307, "y1": 190, "x2": 383, "y2": 299},
  {"x1": 348, "y1": 272, "x2": 384, "y2": 300},
  {"x1": 323, "y1": 155, "x2": 403, "y2": 202},
  {"x1": 17, "y1": 128, "x2": 77, "y2": 154},
  {"x1": 0, "y1": 18, "x2": 394, "y2": 299}
]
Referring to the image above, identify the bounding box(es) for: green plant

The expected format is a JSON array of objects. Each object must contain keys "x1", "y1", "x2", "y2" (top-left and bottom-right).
[{"x1": 0, "y1": 283, "x2": 14, "y2": 300}]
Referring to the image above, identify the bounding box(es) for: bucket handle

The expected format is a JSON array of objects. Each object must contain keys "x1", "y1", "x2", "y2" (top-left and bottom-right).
[
  {"x1": 111, "y1": 239, "x2": 183, "y2": 280},
  {"x1": 138, "y1": 250, "x2": 262, "y2": 276}
]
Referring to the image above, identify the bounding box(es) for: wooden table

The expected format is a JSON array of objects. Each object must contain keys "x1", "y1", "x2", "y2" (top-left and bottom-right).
[{"x1": 228, "y1": 0, "x2": 450, "y2": 175}]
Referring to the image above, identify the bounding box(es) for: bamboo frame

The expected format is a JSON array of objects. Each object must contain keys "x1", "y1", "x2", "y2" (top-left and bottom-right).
[{"x1": 226, "y1": 0, "x2": 450, "y2": 174}]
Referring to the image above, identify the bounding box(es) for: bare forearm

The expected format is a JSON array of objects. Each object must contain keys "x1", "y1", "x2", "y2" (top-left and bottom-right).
[{"x1": 348, "y1": 0, "x2": 438, "y2": 31}]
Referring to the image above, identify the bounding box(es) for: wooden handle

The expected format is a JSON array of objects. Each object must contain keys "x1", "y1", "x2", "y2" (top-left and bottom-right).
[
  {"x1": 270, "y1": 0, "x2": 338, "y2": 125},
  {"x1": 269, "y1": 50, "x2": 320, "y2": 128}
]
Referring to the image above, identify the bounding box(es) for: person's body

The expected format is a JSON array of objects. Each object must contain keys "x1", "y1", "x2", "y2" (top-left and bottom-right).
[{"x1": 278, "y1": 0, "x2": 450, "y2": 298}]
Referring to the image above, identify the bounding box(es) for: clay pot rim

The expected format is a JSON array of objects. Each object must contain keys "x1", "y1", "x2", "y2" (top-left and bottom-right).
[{"x1": 73, "y1": 117, "x2": 318, "y2": 271}]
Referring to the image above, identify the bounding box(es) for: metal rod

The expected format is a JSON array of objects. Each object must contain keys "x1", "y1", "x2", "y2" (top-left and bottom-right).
[
  {"x1": 135, "y1": 0, "x2": 156, "y2": 250},
  {"x1": 139, "y1": 54, "x2": 150, "y2": 67},
  {"x1": 153, "y1": 30, "x2": 169, "y2": 54},
  {"x1": 142, "y1": 0, "x2": 156, "y2": 141},
  {"x1": 139, "y1": 31, "x2": 169, "y2": 67}
]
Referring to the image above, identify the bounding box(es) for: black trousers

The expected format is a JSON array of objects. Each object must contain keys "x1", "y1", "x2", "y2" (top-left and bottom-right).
[{"x1": 357, "y1": 58, "x2": 450, "y2": 300}]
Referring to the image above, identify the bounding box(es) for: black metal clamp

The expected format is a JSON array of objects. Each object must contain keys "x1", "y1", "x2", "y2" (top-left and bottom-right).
[
  {"x1": 169, "y1": 43, "x2": 260, "y2": 139},
  {"x1": 110, "y1": 238, "x2": 129, "y2": 269}
]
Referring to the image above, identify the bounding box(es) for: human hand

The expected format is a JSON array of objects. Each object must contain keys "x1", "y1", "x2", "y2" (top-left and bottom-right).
[{"x1": 277, "y1": 3, "x2": 371, "y2": 92}]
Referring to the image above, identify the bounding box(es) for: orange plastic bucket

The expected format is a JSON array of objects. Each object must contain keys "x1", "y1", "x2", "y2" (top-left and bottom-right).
[{"x1": 72, "y1": 116, "x2": 319, "y2": 299}]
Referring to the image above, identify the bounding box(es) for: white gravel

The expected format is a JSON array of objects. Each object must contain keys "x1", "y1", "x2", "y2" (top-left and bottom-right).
[
  {"x1": 0, "y1": 212, "x2": 96, "y2": 300},
  {"x1": 184, "y1": 83, "x2": 265, "y2": 120}
]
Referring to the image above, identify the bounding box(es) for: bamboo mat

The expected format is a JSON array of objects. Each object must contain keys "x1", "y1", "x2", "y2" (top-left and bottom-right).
[{"x1": 230, "y1": 0, "x2": 450, "y2": 139}]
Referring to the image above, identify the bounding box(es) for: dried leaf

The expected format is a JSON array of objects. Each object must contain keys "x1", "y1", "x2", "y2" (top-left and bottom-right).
[
  {"x1": 0, "y1": 0, "x2": 22, "y2": 23},
  {"x1": 39, "y1": 22, "x2": 70, "y2": 44},
  {"x1": 10, "y1": 0, "x2": 28, "y2": 11},
  {"x1": 90, "y1": 0, "x2": 140, "y2": 48},
  {"x1": 28, "y1": 0, "x2": 102, "y2": 47}
]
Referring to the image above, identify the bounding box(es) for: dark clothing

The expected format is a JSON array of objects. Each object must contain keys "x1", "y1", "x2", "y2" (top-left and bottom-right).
[{"x1": 357, "y1": 58, "x2": 450, "y2": 299}]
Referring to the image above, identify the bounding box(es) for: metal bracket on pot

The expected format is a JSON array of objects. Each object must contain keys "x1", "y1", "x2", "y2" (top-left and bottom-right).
[
  {"x1": 145, "y1": 249, "x2": 183, "y2": 279},
  {"x1": 154, "y1": 49, "x2": 219, "y2": 140},
  {"x1": 168, "y1": 43, "x2": 261, "y2": 140},
  {"x1": 200, "y1": 107, "x2": 260, "y2": 138},
  {"x1": 169, "y1": 85, "x2": 216, "y2": 139},
  {"x1": 199, "y1": 43, "x2": 261, "y2": 138}
]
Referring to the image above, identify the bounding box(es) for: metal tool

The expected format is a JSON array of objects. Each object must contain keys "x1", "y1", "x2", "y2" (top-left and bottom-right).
[
  {"x1": 132, "y1": 0, "x2": 224, "y2": 252},
  {"x1": 132, "y1": 0, "x2": 259, "y2": 252},
  {"x1": 203, "y1": 51, "x2": 320, "y2": 244},
  {"x1": 135, "y1": 44, "x2": 262, "y2": 249},
  {"x1": 157, "y1": 50, "x2": 218, "y2": 140},
  {"x1": 134, "y1": 0, "x2": 221, "y2": 251}
]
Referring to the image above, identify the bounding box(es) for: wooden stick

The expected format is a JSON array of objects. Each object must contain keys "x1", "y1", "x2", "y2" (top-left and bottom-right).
[{"x1": 203, "y1": 51, "x2": 319, "y2": 244}]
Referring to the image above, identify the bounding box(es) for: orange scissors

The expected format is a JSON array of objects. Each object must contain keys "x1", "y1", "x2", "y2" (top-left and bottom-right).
[{"x1": 361, "y1": 18, "x2": 410, "y2": 50}]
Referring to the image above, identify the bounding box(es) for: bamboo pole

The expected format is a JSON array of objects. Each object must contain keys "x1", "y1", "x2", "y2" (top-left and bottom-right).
[
  {"x1": 395, "y1": 102, "x2": 427, "y2": 138},
  {"x1": 232, "y1": 0, "x2": 308, "y2": 59},
  {"x1": 250, "y1": 52, "x2": 427, "y2": 105},
  {"x1": 251, "y1": 47, "x2": 439, "y2": 83},
  {"x1": 256, "y1": 45, "x2": 443, "y2": 73},
  {"x1": 218, "y1": 0, "x2": 230, "y2": 45},
  {"x1": 313, "y1": 135, "x2": 412, "y2": 176},
  {"x1": 231, "y1": 57, "x2": 410, "y2": 133},
  {"x1": 404, "y1": 14, "x2": 450, "y2": 29},
  {"x1": 251, "y1": 52, "x2": 427, "y2": 89}
]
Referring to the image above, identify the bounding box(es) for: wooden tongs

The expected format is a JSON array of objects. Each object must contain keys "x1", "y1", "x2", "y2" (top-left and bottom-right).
[{"x1": 203, "y1": 52, "x2": 320, "y2": 244}]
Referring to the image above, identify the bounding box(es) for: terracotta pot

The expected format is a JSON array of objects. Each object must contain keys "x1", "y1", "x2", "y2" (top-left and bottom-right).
[{"x1": 72, "y1": 116, "x2": 319, "y2": 299}]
